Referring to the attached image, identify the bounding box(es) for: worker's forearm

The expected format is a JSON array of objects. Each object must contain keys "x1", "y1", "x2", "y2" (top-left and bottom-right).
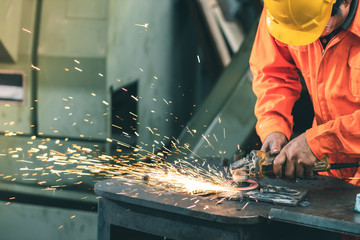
[{"x1": 250, "y1": 9, "x2": 302, "y2": 143}]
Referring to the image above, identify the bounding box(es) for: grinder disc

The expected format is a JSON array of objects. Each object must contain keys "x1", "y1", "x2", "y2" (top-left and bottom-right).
[{"x1": 228, "y1": 179, "x2": 259, "y2": 191}]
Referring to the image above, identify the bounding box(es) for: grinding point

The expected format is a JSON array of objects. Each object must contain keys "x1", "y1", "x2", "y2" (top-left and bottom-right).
[
  {"x1": 228, "y1": 179, "x2": 259, "y2": 191},
  {"x1": 143, "y1": 175, "x2": 150, "y2": 184}
]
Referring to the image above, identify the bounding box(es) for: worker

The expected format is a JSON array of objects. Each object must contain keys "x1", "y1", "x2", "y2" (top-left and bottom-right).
[{"x1": 249, "y1": 0, "x2": 360, "y2": 186}]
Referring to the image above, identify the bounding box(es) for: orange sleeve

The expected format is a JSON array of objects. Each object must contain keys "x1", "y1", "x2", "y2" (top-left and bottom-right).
[
  {"x1": 250, "y1": 10, "x2": 302, "y2": 143},
  {"x1": 306, "y1": 110, "x2": 360, "y2": 159}
]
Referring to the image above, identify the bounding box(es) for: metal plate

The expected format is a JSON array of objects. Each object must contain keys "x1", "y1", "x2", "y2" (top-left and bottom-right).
[
  {"x1": 95, "y1": 175, "x2": 360, "y2": 235},
  {"x1": 244, "y1": 185, "x2": 308, "y2": 206}
]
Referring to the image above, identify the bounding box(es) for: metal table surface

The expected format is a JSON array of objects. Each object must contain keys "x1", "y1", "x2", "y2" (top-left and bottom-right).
[{"x1": 95, "y1": 176, "x2": 360, "y2": 239}]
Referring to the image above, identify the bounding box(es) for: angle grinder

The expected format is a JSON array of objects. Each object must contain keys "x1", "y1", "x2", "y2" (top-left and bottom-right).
[{"x1": 230, "y1": 150, "x2": 360, "y2": 182}]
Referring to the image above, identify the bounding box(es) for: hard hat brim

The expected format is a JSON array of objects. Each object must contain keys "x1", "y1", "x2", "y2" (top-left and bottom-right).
[{"x1": 265, "y1": 7, "x2": 332, "y2": 46}]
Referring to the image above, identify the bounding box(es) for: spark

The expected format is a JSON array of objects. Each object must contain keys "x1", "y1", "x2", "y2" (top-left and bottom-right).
[
  {"x1": 131, "y1": 95, "x2": 139, "y2": 101},
  {"x1": 74, "y1": 59, "x2": 80, "y2": 64},
  {"x1": 216, "y1": 198, "x2": 225, "y2": 205},
  {"x1": 75, "y1": 67, "x2": 82, "y2": 72},
  {"x1": 10, "y1": 110, "x2": 242, "y2": 207},
  {"x1": 112, "y1": 124, "x2": 122, "y2": 130},
  {"x1": 186, "y1": 126, "x2": 194, "y2": 137},
  {"x1": 129, "y1": 112, "x2": 138, "y2": 117},
  {"x1": 36, "y1": 141, "x2": 236, "y2": 195},
  {"x1": 31, "y1": 64, "x2": 40, "y2": 71},
  {"x1": 22, "y1": 28, "x2": 32, "y2": 34},
  {"x1": 134, "y1": 23, "x2": 149, "y2": 29},
  {"x1": 82, "y1": 148, "x2": 92, "y2": 152},
  {"x1": 197, "y1": 55, "x2": 200, "y2": 63},
  {"x1": 202, "y1": 134, "x2": 215, "y2": 150},
  {"x1": 213, "y1": 134, "x2": 218, "y2": 142},
  {"x1": 17, "y1": 160, "x2": 32, "y2": 163},
  {"x1": 147, "y1": 127, "x2": 154, "y2": 134},
  {"x1": 102, "y1": 101, "x2": 109, "y2": 106},
  {"x1": 241, "y1": 202, "x2": 249, "y2": 211}
]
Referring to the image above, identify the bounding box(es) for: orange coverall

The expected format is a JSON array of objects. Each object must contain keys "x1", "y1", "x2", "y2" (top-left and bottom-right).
[{"x1": 249, "y1": 7, "x2": 360, "y2": 186}]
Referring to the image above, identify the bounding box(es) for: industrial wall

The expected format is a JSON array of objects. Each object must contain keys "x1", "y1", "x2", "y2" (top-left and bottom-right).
[
  {"x1": 0, "y1": 0, "x2": 201, "y2": 239},
  {"x1": 107, "y1": 0, "x2": 200, "y2": 152}
]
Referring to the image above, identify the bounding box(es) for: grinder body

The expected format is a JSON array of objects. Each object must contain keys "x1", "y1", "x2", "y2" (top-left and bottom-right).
[{"x1": 234, "y1": 150, "x2": 331, "y2": 179}]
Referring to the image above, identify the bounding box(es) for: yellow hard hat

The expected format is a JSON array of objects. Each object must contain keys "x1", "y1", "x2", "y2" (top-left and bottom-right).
[{"x1": 264, "y1": 0, "x2": 337, "y2": 45}]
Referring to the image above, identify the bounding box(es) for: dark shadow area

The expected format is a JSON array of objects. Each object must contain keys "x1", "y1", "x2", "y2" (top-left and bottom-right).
[
  {"x1": 0, "y1": 187, "x2": 97, "y2": 212},
  {"x1": 111, "y1": 225, "x2": 174, "y2": 240},
  {"x1": 111, "y1": 82, "x2": 138, "y2": 147},
  {"x1": 292, "y1": 77, "x2": 315, "y2": 138}
]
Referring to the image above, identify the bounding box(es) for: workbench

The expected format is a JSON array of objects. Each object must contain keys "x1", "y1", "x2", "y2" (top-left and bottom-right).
[{"x1": 95, "y1": 176, "x2": 360, "y2": 240}]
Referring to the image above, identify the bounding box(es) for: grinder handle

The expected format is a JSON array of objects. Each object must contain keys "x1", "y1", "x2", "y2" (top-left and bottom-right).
[
  {"x1": 255, "y1": 151, "x2": 358, "y2": 178},
  {"x1": 256, "y1": 151, "x2": 331, "y2": 178},
  {"x1": 313, "y1": 156, "x2": 331, "y2": 172},
  {"x1": 257, "y1": 150, "x2": 331, "y2": 172},
  {"x1": 312, "y1": 157, "x2": 360, "y2": 171}
]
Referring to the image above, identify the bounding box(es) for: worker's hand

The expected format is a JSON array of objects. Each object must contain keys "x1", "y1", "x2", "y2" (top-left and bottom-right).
[
  {"x1": 261, "y1": 132, "x2": 288, "y2": 155},
  {"x1": 273, "y1": 133, "x2": 317, "y2": 179}
]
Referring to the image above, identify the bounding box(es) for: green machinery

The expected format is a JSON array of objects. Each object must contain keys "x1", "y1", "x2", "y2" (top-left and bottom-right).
[
  {"x1": 0, "y1": 0, "x2": 262, "y2": 239},
  {"x1": 0, "y1": 0, "x2": 201, "y2": 239},
  {"x1": 168, "y1": 26, "x2": 259, "y2": 161}
]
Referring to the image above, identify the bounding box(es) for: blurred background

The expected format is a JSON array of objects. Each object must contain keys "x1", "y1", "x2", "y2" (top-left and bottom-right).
[{"x1": 0, "y1": 0, "x2": 313, "y2": 239}]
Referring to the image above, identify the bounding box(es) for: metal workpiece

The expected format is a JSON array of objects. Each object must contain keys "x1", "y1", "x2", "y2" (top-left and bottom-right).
[{"x1": 95, "y1": 176, "x2": 360, "y2": 239}]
